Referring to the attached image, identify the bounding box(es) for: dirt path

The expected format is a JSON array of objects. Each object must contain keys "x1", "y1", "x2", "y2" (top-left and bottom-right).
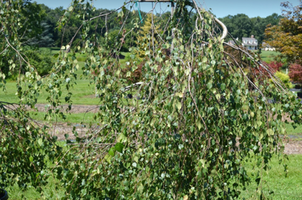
[
  {"x1": 33, "y1": 104, "x2": 302, "y2": 155},
  {"x1": 47, "y1": 124, "x2": 302, "y2": 155},
  {"x1": 284, "y1": 140, "x2": 302, "y2": 154},
  {"x1": 34, "y1": 104, "x2": 100, "y2": 113}
]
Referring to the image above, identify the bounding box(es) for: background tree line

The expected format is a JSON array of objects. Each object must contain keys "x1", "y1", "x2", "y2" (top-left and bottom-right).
[
  {"x1": 27, "y1": 3, "x2": 283, "y2": 51},
  {"x1": 219, "y1": 13, "x2": 283, "y2": 49},
  {"x1": 0, "y1": 0, "x2": 285, "y2": 80}
]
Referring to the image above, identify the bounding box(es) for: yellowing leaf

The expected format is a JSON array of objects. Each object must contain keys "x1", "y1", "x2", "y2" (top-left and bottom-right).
[
  {"x1": 175, "y1": 101, "x2": 182, "y2": 110},
  {"x1": 197, "y1": 121, "x2": 202, "y2": 130},
  {"x1": 267, "y1": 129, "x2": 274, "y2": 136},
  {"x1": 175, "y1": 92, "x2": 183, "y2": 98},
  {"x1": 117, "y1": 133, "x2": 127, "y2": 143}
]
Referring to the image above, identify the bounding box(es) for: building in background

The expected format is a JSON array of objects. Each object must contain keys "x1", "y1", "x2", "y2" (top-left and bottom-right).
[{"x1": 242, "y1": 35, "x2": 258, "y2": 50}]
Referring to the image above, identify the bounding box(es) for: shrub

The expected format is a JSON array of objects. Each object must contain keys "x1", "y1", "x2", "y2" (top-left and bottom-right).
[
  {"x1": 25, "y1": 50, "x2": 54, "y2": 76},
  {"x1": 0, "y1": 49, "x2": 54, "y2": 79},
  {"x1": 274, "y1": 71, "x2": 293, "y2": 89}
]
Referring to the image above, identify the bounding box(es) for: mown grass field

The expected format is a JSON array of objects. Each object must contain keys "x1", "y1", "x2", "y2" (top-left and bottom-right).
[
  {"x1": 1, "y1": 76, "x2": 98, "y2": 105},
  {"x1": 260, "y1": 50, "x2": 281, "y2": 63},
  {"x1": 241, "y1": 154, "x2": 302, "y2": 199}
]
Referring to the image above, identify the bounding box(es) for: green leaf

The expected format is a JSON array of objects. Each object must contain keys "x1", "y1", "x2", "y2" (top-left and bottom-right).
[
  {"x1": 108, "y1": 147, "x2": 116, "y2": 156},
  {"x1": 185, "y1": 69, "x2": 190, "y2": 76},
  {"x1": 137, "y1": 184, "x2": 144, "y2": 193},
  {"x1": 196, "y1": 121, "x2": 202, "y2": 130},
  {"x1": 115, "y1": 142, "x2": 124, "y2": 153},
  {"x1": 202, "y1": 57, "x2": 207, "y2": 63},
  {"x1": 104, "y1": 154, "x2": 112, "y2": 163},
  {"x1": 175, "y1": 101, "x2": 182, "y2": 110},
  {"x1": 38, "y1": 138, "x2": 43, "y2": 146},
  {"x1": 175, "y1": 92, "x2": 183, "y2": 98}
]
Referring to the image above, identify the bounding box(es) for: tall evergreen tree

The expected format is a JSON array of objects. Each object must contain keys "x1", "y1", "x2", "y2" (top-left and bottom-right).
[{"x1": 136, "y1": 13, "x2": 160, "y2": 57}]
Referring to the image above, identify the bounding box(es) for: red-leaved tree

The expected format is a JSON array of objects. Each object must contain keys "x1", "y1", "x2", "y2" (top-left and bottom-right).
[
  {"x1": 289, "y1": 63, "x2": 302, "y2": 84},
  {"x1": 267, "y1": 61, "x2": 283, "y2": 73},
  {"x1": 251, "y1": 61, "x2": 283, "y2": 79}
]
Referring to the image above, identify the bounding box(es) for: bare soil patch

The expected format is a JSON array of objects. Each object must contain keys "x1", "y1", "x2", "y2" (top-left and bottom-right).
[
  {"x1": 24, "y1": 104, "x2": 302, "y2": 154},
  {"x1": 284, "y1": 139, "x2": 302, "y2": 154},
  {"x1": 34, "y1": 104, "x2": 100, "y2": 113},
  {"x1": 48, "y1": 124, "x2": 302, "y2": 155}
]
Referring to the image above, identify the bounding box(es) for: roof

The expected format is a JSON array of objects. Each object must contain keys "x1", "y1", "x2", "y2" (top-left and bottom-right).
[{"x1": 242, "y1": 37, "x2": 258, "y2": 47}]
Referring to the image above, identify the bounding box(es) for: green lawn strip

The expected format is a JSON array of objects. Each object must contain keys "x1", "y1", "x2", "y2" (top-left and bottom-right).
[
  {"x1": 29, "y1": 110, "x2": 98, "y2": 124},
  {"x1": 0, "y1": 77, "x2": 99, "y2": 105},
  {"x1": 240, "y1": 154, "x2": 302, "y2": 199},
  {"x1": 284, "y1": 123, "x2": 302, "y2": 137},
  {"x1": 1, "y1": 53, "x2": 135, "y2": 105},
  {"x1": 28, "y1": 98, "x2": 138, "y2": 124},
  {"x1": 40, "y1": 47, "x2": 134, "y2": 63},
  {"x1": 260, "y1": 51, "x2": 280, "y2": 63}
]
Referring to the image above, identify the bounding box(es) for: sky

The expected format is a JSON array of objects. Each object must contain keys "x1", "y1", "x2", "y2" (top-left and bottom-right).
[{"x1": 34, "y1": 0, "x2": 301, "y2": 18}]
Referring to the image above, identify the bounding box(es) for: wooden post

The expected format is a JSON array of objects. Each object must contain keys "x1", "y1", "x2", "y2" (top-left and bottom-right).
[{"x1": 105, "y1": 14, "x2": 108, "y2": 34}]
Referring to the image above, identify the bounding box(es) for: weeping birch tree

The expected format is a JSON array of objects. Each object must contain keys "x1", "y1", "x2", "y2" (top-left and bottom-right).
[{"x1": 0, "y1": 0, "x2": 301, "y2": 199}]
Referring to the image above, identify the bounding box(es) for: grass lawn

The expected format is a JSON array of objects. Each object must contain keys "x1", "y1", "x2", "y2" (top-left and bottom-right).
[
  {"x1": 284, "y1": 123, "x2": 302, "y2": 137},
  {"x1": 0, "y1": 61, "x2": 100, "y2": 105},
  {"x1": 1, "y1": 78, "x2": 99, "y2": 105},
  {"x1": 241, "y1": 154, "x2": 302, "y2": 199},
  {"x1": 6, "y1": 176, "x2": 65, "y2": 200},
  {"x1": 6, "y1": 141, "x2": 67, "y2": 200},
  {"x1": 260, "y1": 51, "x2": 281, "y2": 63},
  {"x1": 29, "y1": 110, "x2": 98, "y2": 124}
]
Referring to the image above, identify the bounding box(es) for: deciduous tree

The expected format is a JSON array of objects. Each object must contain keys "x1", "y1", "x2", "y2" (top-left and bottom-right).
[
  {"x1": 1, "y1": 1, "x2": 302, "y2": 199},
  {"x1": 265, "y1": 0, "x2": 302, "y2": 64},
  {"x1": 289, "y1": 63, "x2": 302, "y2": 84}
]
